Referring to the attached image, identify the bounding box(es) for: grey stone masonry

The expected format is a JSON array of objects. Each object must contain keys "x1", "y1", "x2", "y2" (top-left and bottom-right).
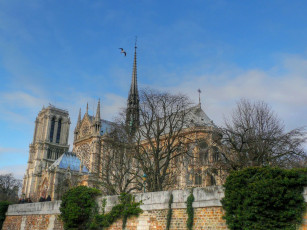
[
  {"x1": 6, "y1": 186, "x2": 307, "y2": 216},
  {"x1": 6, "y1": 200, "x2": 61, "y2": 216}
]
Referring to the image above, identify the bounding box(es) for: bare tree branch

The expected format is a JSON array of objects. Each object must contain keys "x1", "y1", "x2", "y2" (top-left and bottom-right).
[{"x1": 212, "y1": 99, "x2": 307, "y2": 171}]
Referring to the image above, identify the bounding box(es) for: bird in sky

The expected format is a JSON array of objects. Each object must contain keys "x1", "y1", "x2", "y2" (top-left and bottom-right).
[{"x1": 119, "y1": 48, "x2": 126, "y2": 56}]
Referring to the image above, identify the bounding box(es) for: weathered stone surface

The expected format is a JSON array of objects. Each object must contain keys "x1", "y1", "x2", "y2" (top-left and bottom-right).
[
  {"x1": 3, "y1": 186, "x2": 307, "y2": 230},
  {"x1": 6, "y1": 201, "x2": 61, "y2": 216},
  {"x1": 2, "y1": 214, "x2": 64, "y2": 230}
]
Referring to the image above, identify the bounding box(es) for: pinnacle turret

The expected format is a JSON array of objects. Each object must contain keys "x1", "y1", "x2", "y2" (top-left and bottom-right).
[
  {"x1": 95, "y1": 99, "x2": 101, "y2": 122},
  {"x1": 77, "y1": 108, "x2": 81, "y2": 127}
]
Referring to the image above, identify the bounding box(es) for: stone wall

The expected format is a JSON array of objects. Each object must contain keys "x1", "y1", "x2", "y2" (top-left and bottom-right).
[{"x1": 2, "y1": 186, "x2": 307, "y2": 230}]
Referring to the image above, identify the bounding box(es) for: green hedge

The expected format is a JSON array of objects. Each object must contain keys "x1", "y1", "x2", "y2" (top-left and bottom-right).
[
  {"x1": 59, "y1": 187, "x2": 142, "y2": 230},
  {"x1": 59, "y1": 186, "x2": 101, "y2": 230},
  {"x1": 222, "y1": 167, "x2": 307, "y2": 230},
  {"x1": 0, "y1": 201, "x2": 11, "y2": 229}
]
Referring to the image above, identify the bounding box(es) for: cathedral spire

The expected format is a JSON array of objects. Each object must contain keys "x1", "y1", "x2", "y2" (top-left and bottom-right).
[
  {"x1": 95, "y1": 99, "x2": 101, "y2": 122},
  {"x1": 126, "y1": 40, "x2": 140, "y2": 133},
  {"x1": 129, "y1": 42, "x2": 138, "y2": 100},
  {"x1": 86, "y1": 102, "x2": 89, "y2": 115}
]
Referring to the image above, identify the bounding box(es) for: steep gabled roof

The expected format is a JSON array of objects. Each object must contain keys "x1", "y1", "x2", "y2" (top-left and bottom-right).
[
  {"x1": 87, "y1": 115, "x2": 114, "y2": 135},
  {"x1": 187, "y1": 104, "x2": 215, "y2": 128},
  {"x1": 49, "y1": 152, "x2": 89, "y2": 173}
]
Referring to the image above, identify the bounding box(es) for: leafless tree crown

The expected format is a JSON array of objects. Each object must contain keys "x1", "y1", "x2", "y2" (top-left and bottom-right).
[
  {"x1": 215, "y1": 99, "x2": 307, "y2": 170},
  {"x1": 132, "y1": 89, "x2": 194, "y2": 192},
  {"x1": 0, "y1": 173, "x2": 21, "y2": 202}
]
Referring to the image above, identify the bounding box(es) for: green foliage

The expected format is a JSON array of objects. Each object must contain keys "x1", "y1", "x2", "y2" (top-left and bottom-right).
[
  {"x1": 91, "y1": 193, "x2": 142, "y2": 229},
  {"x1": 166, "y1": 193, "x2": 173, "y2": 230},
  {"x1": 222, "y1": 167, "x2": 307, "y2": 230},
  {"x1": 186, "y1": 189, "x2": 194, "y2": 230},
  {"x1": 0, "y1": 201, "x2": 11, "y2": 229},
  {"x1": 101, "y1": 198, "x2": 107, "y2": 215},
  {"x1": 60, "y1": 186, "x2": 101, "y2": 230}
]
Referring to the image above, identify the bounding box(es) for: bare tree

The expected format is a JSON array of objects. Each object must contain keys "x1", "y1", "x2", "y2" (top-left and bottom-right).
[
  {"x1": 132, "y1": 89, "x2": 193, "y2": 192},
  {"x1": 99, "y1": 123, "x2": 140, "y2": 195},
  {"x1": 0, "y1": 173, "x2": 21, "y2": 202},
  {"x1": 213, "y1": 99, "x2": 307, "y2": 171}
]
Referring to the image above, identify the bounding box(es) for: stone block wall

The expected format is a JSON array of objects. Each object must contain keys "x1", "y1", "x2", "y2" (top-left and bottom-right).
[{"x1": 2, "y1": 186, "x2": 307, "y2": 230}]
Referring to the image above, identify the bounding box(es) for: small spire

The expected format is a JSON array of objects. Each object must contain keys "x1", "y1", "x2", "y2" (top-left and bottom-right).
[
  {"x1": 77, "y1": 108, "x2": 81, "y2": 125},
  {"x1": 86, "y1": 102, "x2": 89, "y2": 114},
  {"x1": 95, "y1": 99, "x2": 101, "y2": 122},
  {"x1": 197, "y1": 89, "x2": 202, "y2": 108}
]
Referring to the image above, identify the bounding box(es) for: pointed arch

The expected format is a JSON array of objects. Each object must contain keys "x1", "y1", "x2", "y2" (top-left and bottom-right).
[
  {"x1": 40, "y1": 177, "x2": 49, "y2": 198},
  {"x1": 49, "y1": 117, "x2": 56, "y2": 142},
  {"x1": 56, "y1": 118, "x2": 62, "y2": 143}
]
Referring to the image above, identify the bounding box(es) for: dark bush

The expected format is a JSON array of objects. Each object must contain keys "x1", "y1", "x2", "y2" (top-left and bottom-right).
[
  {"x1": 222, "y1": 167, "x2": 307, "y2": 230},
  {"x1": 186, "y1": 190, "x2": 194, "y2": 230},
  {"x1": 59, "y1": 186, "x2": 101, "y2": 230},
  {"x1": 0, "y1": 201, "x2": 11, "y2": 229}
]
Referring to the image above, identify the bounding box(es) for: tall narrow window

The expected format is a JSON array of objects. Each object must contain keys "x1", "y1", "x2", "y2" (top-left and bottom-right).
[
  {"x1": 210, "y1": 175, "x2": 216, "y2": 186},
  {"x1": 195, "y1": 170, "x2": 202, "y2": 185},
  {"x1": 56, "y1": 118, "x2": 62, "y2": 143},
  {"x1": 212, "y1": 146, "x2": 219, "y2": 162},
  {"x1": 47, "y1": 149, "x2": 52, "y2": 159},
  {"x1": 49, "y1": 117, "x2": 56, "y2": 142}
]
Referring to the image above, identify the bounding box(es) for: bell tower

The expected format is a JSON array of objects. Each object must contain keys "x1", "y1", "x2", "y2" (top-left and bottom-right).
[{"x1": 22, "y1": 105, "x2": 70, "y2": 200}]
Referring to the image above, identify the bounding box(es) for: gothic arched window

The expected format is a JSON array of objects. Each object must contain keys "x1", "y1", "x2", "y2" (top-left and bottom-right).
[
  {"x1": 212, "y1": 146, "x2": 219, "y2": 162},
  {"x1": 198, "y1": 140, "x2": 208, "y2": 164},
  {"x1": 195, "y1": 169, "x2": 202, "y2": 185},
  {"x1": 49, "y1": 117, "x2": 56, "y2": 142},
  {"x1": 47, "y1": 149, "x2": 52, "y2": 159},
  {"x1": 56, "y1": 118, "x2": 62, "y2": 144},
  {"x1": 210, "y1": 175, "x2": 216, "y2": 186}
]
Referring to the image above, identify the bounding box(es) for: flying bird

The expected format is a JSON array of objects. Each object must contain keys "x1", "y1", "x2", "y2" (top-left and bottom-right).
[{"x1": 119, "y1": 48, "x2": 126, "y2": 56}]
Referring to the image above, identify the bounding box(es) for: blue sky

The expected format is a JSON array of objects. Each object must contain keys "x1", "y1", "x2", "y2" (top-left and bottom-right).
[{"x1": 0, "y1": 0, "x2": 307, "y2": 178}]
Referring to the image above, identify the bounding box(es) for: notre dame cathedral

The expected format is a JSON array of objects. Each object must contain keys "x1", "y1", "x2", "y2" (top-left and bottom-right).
[{"x1": 22, "y1": 46, "x2": 221, "y2": 201}]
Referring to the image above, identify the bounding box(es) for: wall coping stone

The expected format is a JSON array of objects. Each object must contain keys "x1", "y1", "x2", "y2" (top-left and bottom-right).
[
  {"x1": 6, "y1": 201, "x2": 62, "y2": 216},
  {"x1": 6, "y1": 186, "x2": 307, "y2": 216}
]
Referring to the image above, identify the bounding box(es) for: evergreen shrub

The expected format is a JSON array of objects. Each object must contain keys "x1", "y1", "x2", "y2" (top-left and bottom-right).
[
  {"x1": 222, "y1": 167, "x2": 307, "y2": 230},
  {"x1": 166, "y1": 193, "x2": 173, "y2": 230},
  {"x1": 90, "y1": 192, "x2": 142, "y2": 229},
  {"x1": 0, "y1": 201, "x2": 11, "y2": 229},
  {"x1": 186, "y1": 189, "x2": 194, "y2": 230},
  {"x1": 60, "y1": 186, "x2": 101, "y2": 230}
]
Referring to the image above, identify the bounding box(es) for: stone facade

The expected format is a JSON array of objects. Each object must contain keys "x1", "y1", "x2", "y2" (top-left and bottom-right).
[
  {"x1": 22, "y1": 47, "x2": 223, "y2": 201},
  {"x1": 3, "y1": 187, "x2": 307, "y2": 230},
  {"x1": 22, "y1": 106, "x2": 71, "y2": 201}
]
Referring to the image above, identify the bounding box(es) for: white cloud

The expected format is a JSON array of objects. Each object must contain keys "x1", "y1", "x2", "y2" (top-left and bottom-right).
[
  {"x1": 0, "y1": 147, "x2": 26, "y2": 155},
  {"x1": 102, "y1": 93, "x2": 126, "y2": 120},
  {"x1": 155, "y1": 55, "x2": 307, "y2": 130},
  {"x1": 0, "y1": 164, "x2": 27, "y2": 180}
]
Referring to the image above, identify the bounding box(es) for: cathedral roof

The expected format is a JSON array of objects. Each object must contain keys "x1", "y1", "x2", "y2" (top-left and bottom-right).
[
  {"x1": 49, "y1": 152, "x2": 89, "y2": 173},
  {"x1": 136, "y1": 104, "x2": 215, "y2": 141},
  {"x1": 187, "y1": 104, "x2": 215, "y2": 127},
  {"x1": 87, "y1": 115, "x2": 114, "y2": 135}
]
